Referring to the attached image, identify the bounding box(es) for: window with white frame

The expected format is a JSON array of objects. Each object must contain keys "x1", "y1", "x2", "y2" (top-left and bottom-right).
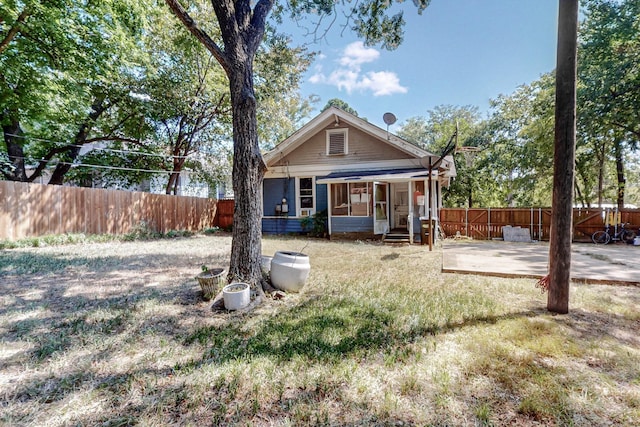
[
  {"x1": 326, "y1": 129, "x2": 348, "y2": 155},
  {"x1": 331, "y1": 182, "x2": 372, "y2": 217},
  {"x1": 297, "y1": 177, "x2": 315, "y2": 217}
]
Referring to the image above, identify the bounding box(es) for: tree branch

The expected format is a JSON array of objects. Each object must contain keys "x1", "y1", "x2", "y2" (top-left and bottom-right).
[
  {"x1": 610, "y1": 121, "x2": 640, "y2": 140},
  {"x1": 0, "y1": 7, "x2": 29, "y2": 55},
  {"x1": 248, "y1": 0, "x2": 274, "y2": 54},
  {"x1": 27, "y1": 148, "x2": 66, "y2": 182},
  {"x1": 164, "y1": 0, "x2": 230, "y2": 74}
]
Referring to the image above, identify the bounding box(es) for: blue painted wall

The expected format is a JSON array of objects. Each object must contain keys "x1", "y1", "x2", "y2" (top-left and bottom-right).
[
  {"x1": 316, "y1": 183, "x2": 328, "y2": 213},
  {"x1": 263, "y1": 217, "x2": 304, "y2": 234},
  {"x1": 263, "y1": 180, "x2": 330, "y2": 234},
  {"x1": 331, "y1": 216, "x2": 373, "y2": 233},
  {"x1": 263, "y1": 178, "x2": 295, "y2": 216}
]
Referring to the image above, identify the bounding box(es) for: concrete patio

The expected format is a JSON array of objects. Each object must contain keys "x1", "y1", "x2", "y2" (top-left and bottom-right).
[{"x1": 441, "y1": 240, "x2": 640, "y2": 285}]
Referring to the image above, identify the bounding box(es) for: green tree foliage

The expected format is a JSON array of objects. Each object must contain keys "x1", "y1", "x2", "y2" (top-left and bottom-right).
[
  {"x1": 0, "y1": 0, "x2": 148, "y2": 183},
  {"x1": 255, "y1": 30, "x2": 316, "y2": 150},
  {"x1": 143, "y1": 7, "x2": 232, "y2": 194},
  {"x1": 578, "y1": 0, "x2": 640, "y2": 207},
  {"x1": 397, "y1": 105, "x2": 485, "y2": 207},
  {"x1": 392, "y1": 1, "x2": 639, "y2": 210},
  {"x1": 1, "y1": 1, "x2": 314, "y2": 192},
  {"x1": 321, "y1": 99, "x2": 359, "y2": 117},
  {"x1": 482, "y1": 74, "x2": 556, "y2": 207}
]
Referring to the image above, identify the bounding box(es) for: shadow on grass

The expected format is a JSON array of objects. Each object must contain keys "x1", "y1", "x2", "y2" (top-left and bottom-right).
[
  {"x1": 0, "y1": 250, "x2": 210, "y2": 372},
  {"x1": 0, "y1": 247, "x2": 224, "y2": 276},
  {"x1": 380, "y1": 253, "x2": 400, "y2": 261},
  {"x1": 3, "y1": 245, "x2": 639, "y2": 425},
  {"x1": 180, "y1": 295, "x2": 544, "y2": 370}
]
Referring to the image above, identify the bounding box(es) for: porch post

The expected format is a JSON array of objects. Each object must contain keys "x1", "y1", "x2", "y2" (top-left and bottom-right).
[
  {"x1": 408, "y1": 181, "x2": 414, "y2": 243},
  {"x1": 428, "y1": 160, "x2": 433, "y2": 251},
  {"x1": 327, "y1": 183, "x2": 333, "y2": 237}
]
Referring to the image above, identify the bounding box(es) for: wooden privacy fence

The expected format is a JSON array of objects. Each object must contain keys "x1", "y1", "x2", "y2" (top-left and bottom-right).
[
  {"x1": 439, "y1": 207, "x2": 640, "y2": 242},
  {"x1": 0, "y1": 181, "x2": 234, "y2": 241}
]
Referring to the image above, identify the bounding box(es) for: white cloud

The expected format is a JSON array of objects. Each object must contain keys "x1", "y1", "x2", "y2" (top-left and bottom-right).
[
  {"x1": 360, "y1": 71, "x2": 408, "y2": 96},
  {"x1": 308, "y1": 41, "x2": 407, "y2": 97},
  {"x1": 339, "y1": 41, "x2": 380, "y2": 68}
]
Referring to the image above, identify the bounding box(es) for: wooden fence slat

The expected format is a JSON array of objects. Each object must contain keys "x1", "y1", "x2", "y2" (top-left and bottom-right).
[
  {"x1": 4, "y1": 181, "x2": 639, "y2": 243},
  {"x1": 0, "y1": 181, "x2": 221, "y2": 240},
  {"x1": 439, "y1": 207, "x2": 640, "y2": 242}
]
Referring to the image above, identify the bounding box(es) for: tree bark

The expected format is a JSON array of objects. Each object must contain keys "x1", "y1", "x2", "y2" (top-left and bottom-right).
[
  {"x1": 614, "y1": 139, "x2": 625, "y2": 210},
  {"x1": 227, "y1": 64, "x2": 267, "y2": 287},
  {"x1": 48, "y1": 95, "x2": 107, "y2": 185},
  {"x1": 164, "y1": 0, "x2": 272, "y2": 289},
  {"x1": 596, "y1": 141, "x2": 606, "y2": 206},
  {"x1": 166, "y1": 156, "x2": 186, "y2": 195},
  {"x1": 0, "y1": 7, "x2": 30, "y2": 55},
  {"x1": 2, "y1": 116, "x2": 28, "y2": 181},
  {"x1": 548, "y1": 0, "x2": 578, "y2": 314}
]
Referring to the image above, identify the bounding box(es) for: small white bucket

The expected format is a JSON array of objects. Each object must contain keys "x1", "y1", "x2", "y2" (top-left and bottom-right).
[
  {"x1": 634, "y1": 236, "x2": 640, "y2": 246},
  {"x1": 222, "y1": 283, "x2": 250, "y2": 310}
]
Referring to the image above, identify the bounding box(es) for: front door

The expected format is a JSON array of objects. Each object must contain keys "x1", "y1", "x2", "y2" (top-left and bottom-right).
[
  {"x1": 392, "y1": 183, "x2": 409, "y2": 230},
  {"x1": 373, "y1": 182, "x2": 389, "y2": 234}
]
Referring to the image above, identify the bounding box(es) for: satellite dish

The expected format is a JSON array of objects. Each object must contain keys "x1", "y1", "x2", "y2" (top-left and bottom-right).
[
  {"x1": 420, "y1": 155, "x2": 442, "y2": 169},
  {"x1": 383, "y1": 112, "x2": 397, "y2": 140},
  {"x1": 383, "y1": 112, "x2": 397, "y2": 126}
]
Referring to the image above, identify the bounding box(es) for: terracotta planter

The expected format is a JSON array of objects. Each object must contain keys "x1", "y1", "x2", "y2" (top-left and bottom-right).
[
  {"x1": 270, "y1": 251, "x2": 310, "y2": 292},
  {"x1": 222, "y1": 282, "x2": 250, "y2": 310}
]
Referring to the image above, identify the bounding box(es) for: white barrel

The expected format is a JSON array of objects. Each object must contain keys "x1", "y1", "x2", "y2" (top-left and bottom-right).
[
  {"x1": 270, "y1": 251, "x2": 310, "y2": 292},
  {"x1": 261, "y1": 255, "x2": 273, "y2": 277}
]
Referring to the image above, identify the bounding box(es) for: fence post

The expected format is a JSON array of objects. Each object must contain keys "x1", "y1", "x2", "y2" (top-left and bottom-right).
[
  {"x1": 539, "y1": 208, "x2": 542, "y2": 240},
  {"x1": 530, "y1": 208, "x2": 534, "y2": 241},
  {"x1": 465, "y1": 208, "x2": 468, "y2": 238},
  {"x1": 488, "y1": 207, "x2": 491, "y2": 239}
]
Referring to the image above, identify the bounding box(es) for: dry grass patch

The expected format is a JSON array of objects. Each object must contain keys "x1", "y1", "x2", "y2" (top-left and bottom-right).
[{"x1": 1, "y1": 234, "x2": 639, "y2": 426}]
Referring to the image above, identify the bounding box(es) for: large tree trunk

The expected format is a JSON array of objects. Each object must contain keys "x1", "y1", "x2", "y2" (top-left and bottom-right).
[
  {"x1": 163, "y1": 0, "x2": 272, "y2": 295},
  {"x1": 548, "y1": 0, "x2": 578, "y2": 314},
  {"x1": 48, "y1": 95, "x2": 107, "y2": 185},
  {"x1": 614, "y1": 139, "x2": 625, "y2": 210},
  {"x1": 48, "y1": 145, "x2": 81, "y2": 185},
  {"x1": 166, "y1": 157, "x2": 186, "y2": 195},
  {"x1": 2, "y1": 116, "x2": 28, "y2": 181},
  {"x1": 596, "y1": 140, "x2": 606, "y2": 206},
  {"x1": 228, "y1": 66, "x2": 266, "y2": 289}
]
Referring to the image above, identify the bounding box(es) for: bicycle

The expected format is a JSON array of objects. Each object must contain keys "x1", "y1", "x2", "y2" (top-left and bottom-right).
[{"x1": 591, "y1": 222, "x2": 636, "y2": 244}]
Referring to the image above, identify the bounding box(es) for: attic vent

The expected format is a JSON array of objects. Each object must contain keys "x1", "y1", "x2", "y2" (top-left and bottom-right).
[{"x1": 327, "y1": 129, "x2": 348, "y2": 155}]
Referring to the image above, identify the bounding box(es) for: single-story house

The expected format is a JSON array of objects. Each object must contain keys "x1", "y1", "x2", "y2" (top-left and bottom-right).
[{"x1": 261, "y1": 107, "x2": 456, "y2": 243}]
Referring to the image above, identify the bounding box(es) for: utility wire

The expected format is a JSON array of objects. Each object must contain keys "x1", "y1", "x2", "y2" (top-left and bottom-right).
[
  {"x1": 6, "y1": 155, "x2": 203, "y2": 175},
  {"x1": 3, "y1": 132, "x2": 210, "y2": 160}
]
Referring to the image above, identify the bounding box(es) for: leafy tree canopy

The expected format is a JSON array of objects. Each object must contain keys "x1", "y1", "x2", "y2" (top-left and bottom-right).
[{"x1": 321, "y1": 98, "x2": 359, "y2": 116}]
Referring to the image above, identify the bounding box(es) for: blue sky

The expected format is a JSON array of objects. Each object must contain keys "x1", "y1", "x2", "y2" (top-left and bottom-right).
[{"x1": 281, "y1": 0, "x2": 560, "y2": 131}]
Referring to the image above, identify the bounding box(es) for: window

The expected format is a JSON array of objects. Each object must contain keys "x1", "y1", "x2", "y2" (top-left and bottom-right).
[
  {"x1": 297, "y1": 177, "x2": 315, "y2": 217},
  {"x1": 331, "y1": 182, "x2": 371, "y2": 216},
  {"x1": 326, "y1": 129, "x2": 348, "y2": 155}
]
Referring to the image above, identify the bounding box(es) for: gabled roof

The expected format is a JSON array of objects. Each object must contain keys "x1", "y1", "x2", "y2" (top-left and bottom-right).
[{"x1": 262, "y1": 106, "x2": 436, "y2": 165}]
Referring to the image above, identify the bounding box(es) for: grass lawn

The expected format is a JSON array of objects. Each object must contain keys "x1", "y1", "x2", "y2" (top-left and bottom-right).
[{"x1": 1, "y1": 234, "x2": 639, "y2": 426}]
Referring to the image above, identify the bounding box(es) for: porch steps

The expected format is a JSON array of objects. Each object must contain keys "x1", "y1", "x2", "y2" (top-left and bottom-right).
[{"x1": 382, "y1": 232, "x2": 411, "y2": 244}]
